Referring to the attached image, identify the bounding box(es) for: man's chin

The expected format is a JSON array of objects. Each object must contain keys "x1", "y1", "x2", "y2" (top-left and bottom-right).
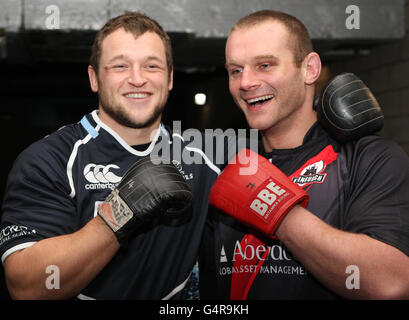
[
  {"x1": 117, "y1": 114, "x2": 161, "y2": 129},
  {"x1": 245, "y1": 117, "x2": 271, "y2": 131},
  {"x1": 101, "y1": 104, "x2": 164, "y2": 130}
]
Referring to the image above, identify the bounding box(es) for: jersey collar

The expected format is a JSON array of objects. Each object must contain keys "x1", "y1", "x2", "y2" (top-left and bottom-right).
[{"x1": 89, "y1": 110, "x2": 169, "y2": 157}]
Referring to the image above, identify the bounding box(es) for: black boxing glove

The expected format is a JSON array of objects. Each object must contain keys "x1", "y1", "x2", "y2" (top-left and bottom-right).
[
  {"x1": 316, "y1": 72, "x2": 384, "y2": 143},
  {"x1": 98, "y1": 156, "x2": 192, "y2": 245}
]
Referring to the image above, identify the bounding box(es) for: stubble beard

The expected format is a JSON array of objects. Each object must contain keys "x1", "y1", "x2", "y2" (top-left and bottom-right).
[{"x1": 98, "y1": 90, "x2": 167, "y2": 129}]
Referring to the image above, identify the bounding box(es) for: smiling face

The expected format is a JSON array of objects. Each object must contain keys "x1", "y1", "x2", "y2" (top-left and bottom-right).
[
  {"x1": 225, "y1": 20, "x2": 313, "y2": 134},
  {"x1": 88, "y1": 28, "x2": 173, "y2": 134}
]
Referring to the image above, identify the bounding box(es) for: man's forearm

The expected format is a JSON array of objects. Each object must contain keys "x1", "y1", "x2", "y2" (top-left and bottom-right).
[
  {"x1": 4, "y1": 216, "x2": 120, "y2": 299},
  {"x1": 276, "y1": 205, "x2": 409, "y2": 299}
]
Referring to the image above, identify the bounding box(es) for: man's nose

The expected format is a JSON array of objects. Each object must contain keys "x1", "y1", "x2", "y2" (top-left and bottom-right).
[
  {"x1": 128, "y1": 67, "x2": 147, "y2": 87},
  {"x1": 240, "y1": 68, "x2": 260, "y2": 91}
]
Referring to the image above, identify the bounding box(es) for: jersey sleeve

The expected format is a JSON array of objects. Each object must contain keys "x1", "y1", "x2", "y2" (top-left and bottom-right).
[
  {"x1": 0, "y1": 136, "x2": 77, "y2": 263},
  {"x1": 344, "y1": 136, "x2": 409, "y2": 256}
]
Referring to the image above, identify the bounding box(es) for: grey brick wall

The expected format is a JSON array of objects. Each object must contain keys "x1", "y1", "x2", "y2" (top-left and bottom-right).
[{"x1": 328, "y1": 0, "x2": 409, "y2": 156}]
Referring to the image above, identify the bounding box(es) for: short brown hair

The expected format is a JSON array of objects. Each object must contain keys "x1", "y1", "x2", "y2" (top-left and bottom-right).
[
  {"x1": 232, "y1": 10, "x2": 313, "y2": 67},
  {"x1": 89, "y1": 11, "x2": 173, "y2": 77}
]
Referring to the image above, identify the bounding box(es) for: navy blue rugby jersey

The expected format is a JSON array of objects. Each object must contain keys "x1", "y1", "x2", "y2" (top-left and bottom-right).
[
  {"x1": 0, "y1": 110, "x2": 222, "y2": 300},
  {"x1": 200, "y1": 122, "x2": 409, "y2": 299}
]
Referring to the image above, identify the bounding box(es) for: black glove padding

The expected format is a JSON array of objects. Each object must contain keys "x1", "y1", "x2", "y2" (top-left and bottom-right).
[
  {"x1": 98, "y1": 156, "x2": 193, "y2": 245},
  {"x1": 316, "y1": 72, "x2": 384, "y2": 143}
]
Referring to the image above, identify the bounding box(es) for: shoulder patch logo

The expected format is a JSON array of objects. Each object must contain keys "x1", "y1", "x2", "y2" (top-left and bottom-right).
[
  {"x1": 288, "y1": 145, "x2": 339, "y2": 188},
  {"x1": 291, "y1": 160, "x2": 327, "y2": 187}
]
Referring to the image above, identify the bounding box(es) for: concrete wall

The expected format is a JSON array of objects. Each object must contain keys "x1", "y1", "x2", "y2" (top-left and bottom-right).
[
  {"x1": 0, "y1": 0, "x2": 404, "y2": 39},
  {"x1": 328, "y1": 1, "x2": 409, "y2": 155}
]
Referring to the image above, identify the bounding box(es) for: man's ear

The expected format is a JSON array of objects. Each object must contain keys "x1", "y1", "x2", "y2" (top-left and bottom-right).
[
  {"x1": 168, "y1": 68, "x2": 174, "y2": 91},
  {"x1": 303, "y1": 52, "x2": 322, "y2": 85},
  {"x1": 88, "y1": 65, "x2": 99, "y2": 92}
]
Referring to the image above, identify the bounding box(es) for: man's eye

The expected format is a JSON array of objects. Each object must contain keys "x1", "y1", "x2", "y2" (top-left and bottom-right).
[
  {"x1": 112, "y1": 65, "x2": 127, "y2": 70},
  {"x1": 259, "y1": 63, "x2": 271, "y2": 69},
  {"x1": 146, "y1": 64, "x2": 164, "y2": 71},
  {"x1": 230, "y1": 68, "x2": 242, "y2": 75}
]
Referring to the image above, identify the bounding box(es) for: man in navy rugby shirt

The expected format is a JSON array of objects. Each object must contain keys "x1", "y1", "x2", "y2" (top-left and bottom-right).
[{"x1": 0, "y1": 11, "x2": 220, "y2": 300}]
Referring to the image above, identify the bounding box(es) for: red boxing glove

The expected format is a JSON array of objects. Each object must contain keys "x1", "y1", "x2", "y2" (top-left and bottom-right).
[{"x1": 209, "y1": 148, "x2": 309, "y2": 237}]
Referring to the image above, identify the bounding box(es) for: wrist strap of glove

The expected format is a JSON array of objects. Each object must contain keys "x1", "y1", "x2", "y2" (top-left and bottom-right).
[{"x1": 98, "y1": 189, "x2": 134, "y2": 244}]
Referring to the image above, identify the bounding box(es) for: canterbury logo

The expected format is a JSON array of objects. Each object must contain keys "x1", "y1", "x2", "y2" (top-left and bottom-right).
[{"x1": 84, "y1": 164, "x2": 122, "y2": 184}]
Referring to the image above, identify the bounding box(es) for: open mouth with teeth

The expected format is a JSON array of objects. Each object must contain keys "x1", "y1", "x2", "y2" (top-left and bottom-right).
[
  {"x1": 124, "y1": 92, "x2": 151, "y2": 99},
  {"x1": 245, "y1": 94, "x2": 274, "y2": 108}
]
